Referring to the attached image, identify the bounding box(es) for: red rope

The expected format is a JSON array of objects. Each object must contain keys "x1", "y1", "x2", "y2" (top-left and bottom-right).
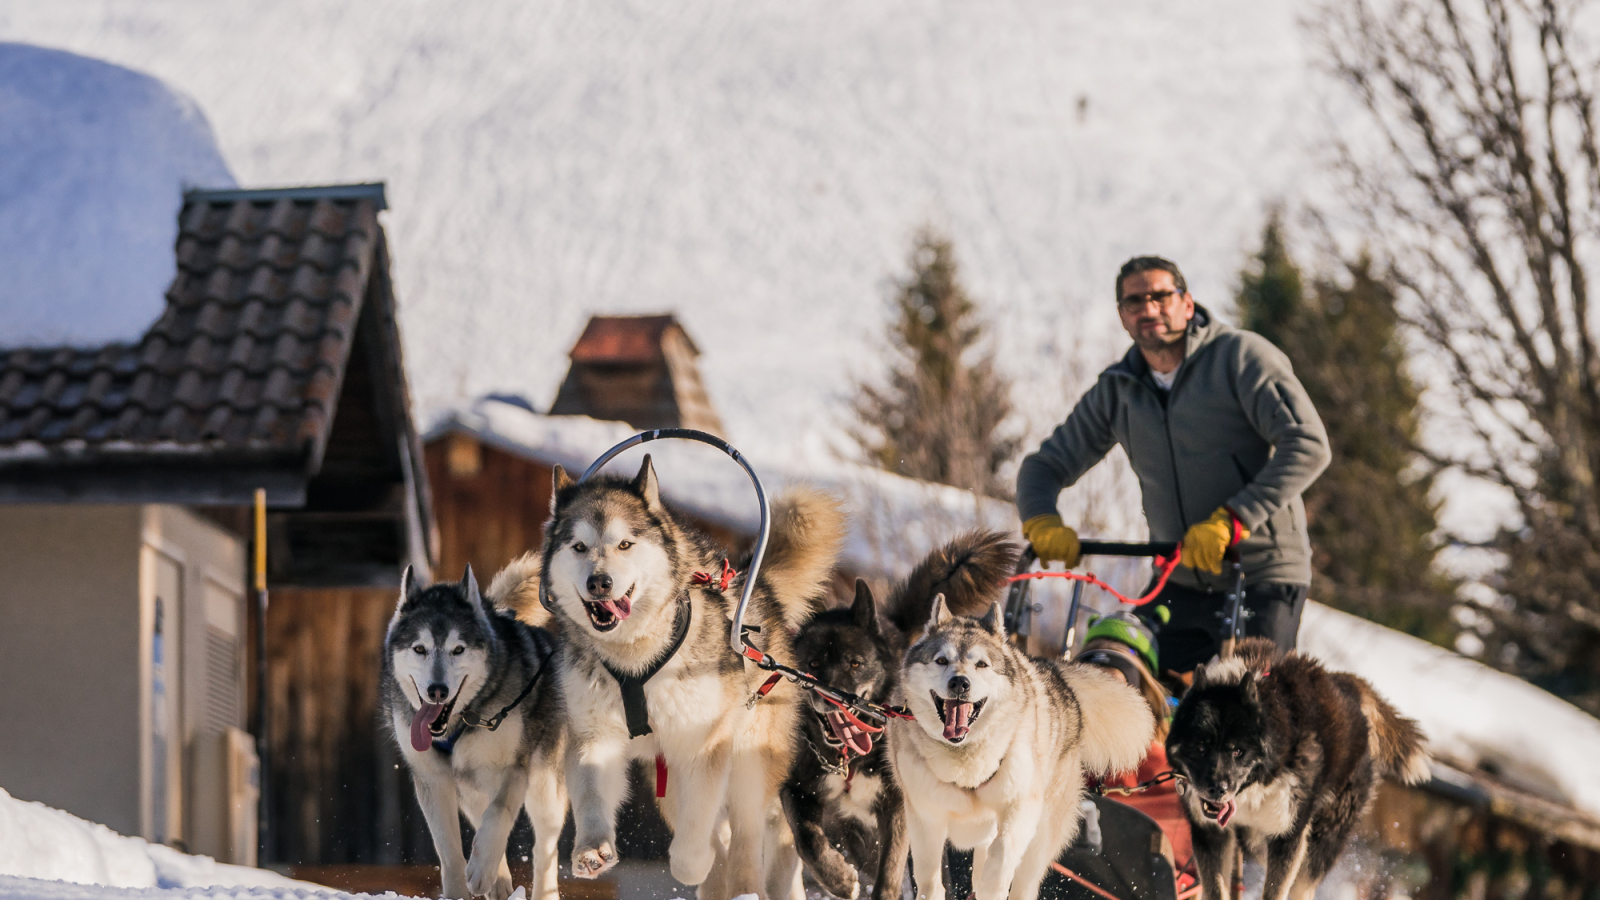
[
  {"x1": 1006, "y1": 554, "x2": 1181, "y2": 607},
  {"x1": 691, "y1": 559, "x2": 738, "y2": 591},
  {"x1": 1050, "y1": 862, "x2": 1123, "y2": 900}
]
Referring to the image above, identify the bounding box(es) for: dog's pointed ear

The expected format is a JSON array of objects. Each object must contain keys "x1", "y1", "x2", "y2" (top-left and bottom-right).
[
  {"x1": 930, "y1": 593, "x2": 951, "y2": 629},
  {"x1": 390, "y1": 565, "x2": 421, "y2": 629},
  {"x1": 634, "y1": 454, "x2": 662, "y2": 510},
  {"x1": 1241, "y1": 671, "x2": 1261, "y2": 704},
  {"x1": 463, "y1": 564, "x2": 490, "y2": 621},
  {"x1": 551, "y1": 465, "x2": 573, "y2": 513},
  {"x1": 978, "y1": 600, "x2": 1005, "y2": 636},
  {"x1": 851, "y1": 579, "x2": 878, "y2": 634}
]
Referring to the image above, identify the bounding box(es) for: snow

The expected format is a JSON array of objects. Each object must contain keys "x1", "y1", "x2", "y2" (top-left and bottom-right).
[
  {"x1": 0, "y1": 43, "x2": 234, "y2": 348},
  {"x1": 437, "y1": 398, "x2": 1020, "y2": 580},
  {"x1": 0, "y1": 1, "x2": 1317, "y2": 472},
  {"x1": 1300, "y1": 602, "x2": 1600, "y2": 818},
  {"x1": 0, "y1": 787, "x2": 314, "y2": 895}
]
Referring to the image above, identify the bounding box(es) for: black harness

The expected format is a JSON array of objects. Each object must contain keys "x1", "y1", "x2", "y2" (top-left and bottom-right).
[{"x1": 602, "y1": 598, "x2": 693, "y2": 738}]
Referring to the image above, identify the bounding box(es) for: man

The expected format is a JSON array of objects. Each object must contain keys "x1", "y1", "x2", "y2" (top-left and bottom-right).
[{"x1": 1015, "y1": 256, "x2": 1330, "y2": 678}]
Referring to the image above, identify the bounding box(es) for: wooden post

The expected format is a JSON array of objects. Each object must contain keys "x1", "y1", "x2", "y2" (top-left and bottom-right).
[{"x1": 254, "y1": 488, "x2": 270, "y2": 863}]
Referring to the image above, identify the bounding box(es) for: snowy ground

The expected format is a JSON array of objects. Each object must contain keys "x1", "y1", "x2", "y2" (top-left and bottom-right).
[{"x1": 0, "y1": 788, "x2": 315, "y2": 897}]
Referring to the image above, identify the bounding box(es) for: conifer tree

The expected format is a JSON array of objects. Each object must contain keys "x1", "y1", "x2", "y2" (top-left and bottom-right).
[
  {"x1": 1237, "y1": 219, "x2": 1457, "y2": 644},
  {"x1": 854, "y1": 228, "x2": 1019, "y2": 499}
]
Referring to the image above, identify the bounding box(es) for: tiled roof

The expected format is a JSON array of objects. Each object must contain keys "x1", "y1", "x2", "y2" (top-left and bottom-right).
[
  {"x1": 0, "y1": 184, "x2": 386, "y2": 465},
  {"x1": 568, "y1": 314, "x2": 698, "y2": 364}
]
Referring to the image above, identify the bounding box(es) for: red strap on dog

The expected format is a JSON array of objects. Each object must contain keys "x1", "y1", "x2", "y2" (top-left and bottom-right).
[
  {"x1": 757, "y1": 673, "x2": 783, "y2": 697},
  {"x1": 1006, "y1": 553, "x2": 1181, "y2": 607},
  {"x1": 691, "y1": 559, "x2": 738, "y2": 591},
  {"x1": 655, "y1": 754, "x2": 668, "y2": 799}
]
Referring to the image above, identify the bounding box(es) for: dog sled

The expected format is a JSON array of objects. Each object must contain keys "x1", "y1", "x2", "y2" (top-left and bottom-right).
[{"x1": 573, "y1": 430, "x2": 1220, "y2": 900}]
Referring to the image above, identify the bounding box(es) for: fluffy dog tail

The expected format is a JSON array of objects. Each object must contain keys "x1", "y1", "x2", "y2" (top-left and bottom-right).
[
  {"x1": 757, "y1": 486, "x2": 848, "y2": 631},
  {"x1": 1063, "y1": 663, "x2": 1156, "y2": 777},
  {"x1": 487, "y1": 552, "x2": 552, "y2": 629},
  {"x1": 1347, "y1": 675, "x2": 1431, "y2": 785},
  {"x1": 885, "y1": 530, "x2": 1020, "y2": 635}
]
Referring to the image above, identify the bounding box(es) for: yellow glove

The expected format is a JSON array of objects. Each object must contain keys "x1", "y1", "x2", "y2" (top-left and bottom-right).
[
  {"x1": 1181, "y1": 507, "x2": 1249, "y2": 575},
  {"x1": 1022, "y1": 514, "x2": 1081, "y2": 567}
]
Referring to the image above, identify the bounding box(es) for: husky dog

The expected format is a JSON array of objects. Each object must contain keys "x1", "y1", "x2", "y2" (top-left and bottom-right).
[
  {"x1": 782, "y1": 531, "x2": 1018, "y2": 900},
  {"x1": 542, "y1": 456, "x2": 845, "y2": 900},
  {"x1": 382, "y1": 566, "x2": 568, "y2": 900},
  {"x1": 1166, "y1": 637, "x2": 1429, "y2": 900},
  {"x1": 889, "y1": 598, "x2": 1154, "y2": 900}
]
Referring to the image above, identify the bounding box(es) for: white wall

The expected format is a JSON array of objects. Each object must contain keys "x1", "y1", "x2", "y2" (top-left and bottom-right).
[
  {"x1": 0, "y1": 504, "x2": 144, "y2": 837},
  {"x1": 0, "y1": 504, "x2": 247, "y2": 854}
]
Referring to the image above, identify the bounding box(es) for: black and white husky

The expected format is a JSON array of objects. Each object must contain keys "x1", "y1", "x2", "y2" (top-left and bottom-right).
[
  {"x1": 1167, "y1": 637, "x2": 1430, "y2": 900},
  {"x1": 539, "y1": 456, "x2": 846, "y2": 900},
  {"x1": 889, "y1": 598, "x2": 1154, "y2": 900},
  {"x1": 781, "y1": 531, "x2": 1018, "y2": 900},
  {"x1": 382, "y1": 567, "x2": 567, "y2": 900}
]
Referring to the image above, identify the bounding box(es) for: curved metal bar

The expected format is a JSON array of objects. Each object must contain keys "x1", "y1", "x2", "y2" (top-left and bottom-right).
[{"x1": 577, "y1": 428, "x2": 772, "y2": 657}]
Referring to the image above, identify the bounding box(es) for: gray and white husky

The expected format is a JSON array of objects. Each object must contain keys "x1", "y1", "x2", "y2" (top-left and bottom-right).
[
  {"x1": 537, "y1": 456, "x2": 844, "y2": 900},
  {"x1": 888, "y1": 599, "x2": 1153, "y2": 900},
  {"x1": 382, "y1": 566, "x2": 568, "y2": 900}
]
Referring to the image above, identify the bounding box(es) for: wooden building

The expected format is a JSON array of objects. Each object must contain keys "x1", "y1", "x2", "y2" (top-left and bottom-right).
[
  {"x1": 0, "y1": 182, "x2": 434, "y2": 867},
  {"x1": 549, "y1": 315, "x2": 725, "y2": 435}
]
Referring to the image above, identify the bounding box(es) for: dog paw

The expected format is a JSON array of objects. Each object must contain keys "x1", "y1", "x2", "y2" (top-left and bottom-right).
[
  {"x1": 572, "y1": 842, "x2": 619, "y2": 879},
  {"x1": 668, "y1": 840, "x2": 715, "y2": 886},
  {"x1": 466, "y1": 856, "x2": 513, "y2": 900},
  {"x1": 815, "y1": 863, "x2": 859, "y2": 899}
]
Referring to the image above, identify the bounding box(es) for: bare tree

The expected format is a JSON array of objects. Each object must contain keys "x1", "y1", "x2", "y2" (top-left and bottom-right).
[{"x1": 1316, "y1": 0, "x2": 1600, "y2": 705}]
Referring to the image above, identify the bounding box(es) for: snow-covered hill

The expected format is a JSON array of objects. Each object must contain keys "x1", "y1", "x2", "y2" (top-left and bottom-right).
[{"x1": 0, "y1": 0, "x2": 1318, "y2": 478}]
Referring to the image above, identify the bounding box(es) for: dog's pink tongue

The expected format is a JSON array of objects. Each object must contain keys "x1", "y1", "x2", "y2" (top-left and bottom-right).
[
  {"x1": 599, "y1": 596, "x2": 632, "y2": 621},
  {"x1": 411, "y1": 703, "x2": 444, "y2": 752},
  {"x1": 944, "y1": 701, "x2": 973, "y2": 742},
  {"x1": 827, "y1": 711, "x2": 874, "y2": 755}
]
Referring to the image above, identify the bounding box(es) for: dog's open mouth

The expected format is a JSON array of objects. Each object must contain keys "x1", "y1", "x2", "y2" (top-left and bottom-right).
[
  {"x1": 931, "y1": 692, "x2": 985, "y2": 744},
  {"x1": 817, "y1": 708, "x2": 874, "y2": 756},
  {"x1": 583, "y1": 586, "x2": 634, "y2": 632},
  {"x1": 1200, "y1": 797, "x2": 1237, "y2": 828},
  {"x1": 409, "y1": 692, "x2": 459, "y2": 752}
]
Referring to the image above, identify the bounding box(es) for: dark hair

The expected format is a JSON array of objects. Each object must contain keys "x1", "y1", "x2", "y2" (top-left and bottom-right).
[{"x1": 1115, "y1": 256, "x2": 1188, "y2": 301}]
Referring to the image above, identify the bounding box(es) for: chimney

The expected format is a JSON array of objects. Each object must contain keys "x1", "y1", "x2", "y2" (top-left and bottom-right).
[{"x1": 549, "y1": 314, "x2": 725, "y2": 435}]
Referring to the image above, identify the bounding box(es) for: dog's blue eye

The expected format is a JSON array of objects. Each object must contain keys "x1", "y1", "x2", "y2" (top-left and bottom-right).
[
  {"x1": 618, "y1": 540, "x2": 633, "y2": 550},
  {"x1": 451, "y1": 646, "x2": 466, "y2": 656},
  {"x1": 413, "y1": 645, "x2": 426, "y2": 655},
  {"x1": 573, "y1": 542, "x2": 588, "y2": 553}
]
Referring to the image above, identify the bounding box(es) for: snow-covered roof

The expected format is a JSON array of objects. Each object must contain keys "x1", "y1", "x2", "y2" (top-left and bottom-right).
[
  {"x1": 0, "y1": 44, "x2": 234, "y2": 349},
  {"x1": 430, "y1": 398, "x2": 1021, "y2": 579},
  {"x1": 1301, "y1": 603, "x2": 1600, "y2": 825}
]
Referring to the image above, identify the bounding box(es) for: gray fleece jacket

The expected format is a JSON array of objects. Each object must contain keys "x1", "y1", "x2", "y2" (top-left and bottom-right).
[{"x1": 1016, "y1": 306, "x2": 1331, "y2": 590}]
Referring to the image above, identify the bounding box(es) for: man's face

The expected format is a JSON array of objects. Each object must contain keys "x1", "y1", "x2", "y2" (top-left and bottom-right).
[{"x1": 1117, "y1": 269, "x2": 1195, "y2": 352}]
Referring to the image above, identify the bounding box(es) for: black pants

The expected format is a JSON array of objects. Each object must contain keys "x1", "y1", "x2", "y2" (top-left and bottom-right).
[{"x1": 1134, "y1": 581, "x2": 1307, "y2": 675}]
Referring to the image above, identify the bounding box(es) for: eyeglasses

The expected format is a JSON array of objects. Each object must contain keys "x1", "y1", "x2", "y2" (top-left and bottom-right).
[{"x1": 1118, "y1": 290, "x2": 1180, "y2": 311}]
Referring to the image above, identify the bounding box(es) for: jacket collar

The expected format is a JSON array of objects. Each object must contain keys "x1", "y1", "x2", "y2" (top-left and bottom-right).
[{"x1": 1109, "y1": 304, "x2": 1224, "y2": 384}]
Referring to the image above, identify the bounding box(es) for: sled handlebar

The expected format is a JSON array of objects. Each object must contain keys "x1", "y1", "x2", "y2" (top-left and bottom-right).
[
  {"x1": 1077, "y1": 541, "x2": 1180, "y2": 558},
  {"x1": 580, "y1": 429, "x2": 771, "y2": 657}
]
